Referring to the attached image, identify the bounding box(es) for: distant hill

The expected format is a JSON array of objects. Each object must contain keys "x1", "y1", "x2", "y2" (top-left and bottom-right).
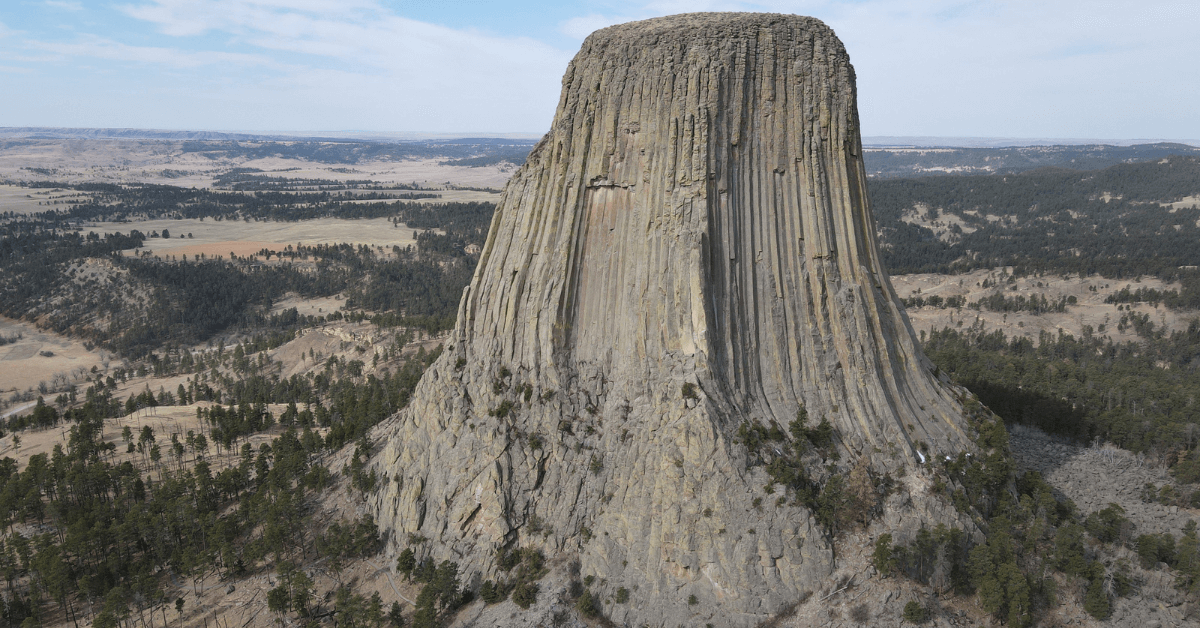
[
  {"x1": 0, "y1": 127, "x2": 275, "y2": 141},
  {"x1": 863, "y1": 142, "x2": 1200, "y2": 178},
  {"x1": 871, "y1": 155, "x2": 1200, "y2": 276}
]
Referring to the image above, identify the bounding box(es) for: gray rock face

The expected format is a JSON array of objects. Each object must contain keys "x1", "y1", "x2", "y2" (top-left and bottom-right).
[
  {"x1": 1009, "y1": 424, "x2": 1198, "y2": 537},
  {"x1": 371, "y1": 13, "x2": 971, "y2": 626}
]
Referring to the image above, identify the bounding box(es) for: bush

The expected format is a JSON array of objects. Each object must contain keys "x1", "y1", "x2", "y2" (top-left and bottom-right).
[
  {"x1": 1136, "y1": 532, "x2": 1177, "y2": 568},
  {"x1": 614, "y1": 587, "x2": 629, "y2": 603},
  {"x1": 396, "y1": 548, "x2": 416, "y2": 580},
  {"x1": 903, "y1": 601, "x2": 928, "y2": 623},
  {"x1": 872, "y1": 534, "x2": 895, "y2": 574},
  {"x1": 480, "y1": 580, "x2": 507, "y2": 604},
  {"x1": 1083, "y1": 566, "x2": 1111, "y2": 620},
  {"x1": 575, "y1": 589, "x2": 600, "y2": 617},
  {"x1": 1084, "y1": 503, "x2": 1130, "y2": 544},
  {"x1": 512, "y1": 581, "x2": 538, "y2": 609}
]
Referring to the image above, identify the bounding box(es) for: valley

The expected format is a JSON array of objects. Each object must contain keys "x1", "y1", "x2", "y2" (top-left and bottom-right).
[{"x1": 0, "y1": 131, "x2": 1199, "y2": 627}]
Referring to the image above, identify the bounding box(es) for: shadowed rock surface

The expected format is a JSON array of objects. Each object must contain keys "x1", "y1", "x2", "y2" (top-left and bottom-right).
[{"x1": 371, "y1": 13, "x2": 973, "y2": 626}]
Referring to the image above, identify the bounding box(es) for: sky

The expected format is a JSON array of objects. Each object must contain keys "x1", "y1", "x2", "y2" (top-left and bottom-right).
[{"x1": 0, "y1": 0, "x2": 1197, "y2": 139}]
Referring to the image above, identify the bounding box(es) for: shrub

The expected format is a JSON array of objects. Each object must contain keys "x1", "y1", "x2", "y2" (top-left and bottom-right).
[
  {"x1": 615, "y1": 587, "x2": 629, "y2": 603},
  {"x1": 872, "y1": 534, "x2": 895, "y2": 574},
  {"x1": 512, "y1": 581, "x2": 538, "y2": 609},
  {"x1": 687, "y1": 594, "x2": 698, "y2": 605},
  {"x1": 903, "y1": 601, "x2": 928, "y2": 623},
  {"x1": 1084, "y1": 503, "x2": 1130, "y2": 544},
  {"x1": 1136, "y1": 532, "x2": 1177, "y2": 568},
  {"x1": 396, "y1": 548, "x2": 416, "y2": 580},
  {"x1": 576, "y1": 589, "x2": 600, "y2": 617},
  {"x1": 1083, "y1": 565, "x2": 1111, "y2": 620},
  {"x1": 480, "y1": 580, "x2": 507, "y2": 604},
  {"x1": 489, "y1": 400, "x2": 514, "y2": 418}
]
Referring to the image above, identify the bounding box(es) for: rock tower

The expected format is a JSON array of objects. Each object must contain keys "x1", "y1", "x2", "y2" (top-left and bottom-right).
[{"x1": 372, "y1": 13, "x2": 972, "y2": 626}]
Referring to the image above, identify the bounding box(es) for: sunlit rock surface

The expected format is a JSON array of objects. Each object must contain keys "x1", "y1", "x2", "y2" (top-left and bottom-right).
[{"x1": 371, "y1": 13, "x2": 972, "y2": 626}]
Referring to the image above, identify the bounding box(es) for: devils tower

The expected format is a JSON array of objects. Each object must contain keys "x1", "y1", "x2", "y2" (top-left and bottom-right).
[{"x1": 372, "y1": 13, "x2": 972, "y2": 626}]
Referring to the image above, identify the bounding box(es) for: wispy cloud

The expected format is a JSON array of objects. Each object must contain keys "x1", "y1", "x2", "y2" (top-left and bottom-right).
[
  {"x1": 118, "y1": 0, "x2": 383, "y2": 37},
  {"x1": 3, "y1": 0, "x2": 1198, "y2": 136},
  {"x1": 29, "y1": 34, "x2": 282, "y2": 69},
  {"x1": 560, "y1": 14, "x2": 634, "y2": 39},
  {"x1": 39, "y1": 0, "x2": 574, "y2": 130},
  {"x1": 43, "y1": 0, "x2": 84, "y2": 11}
]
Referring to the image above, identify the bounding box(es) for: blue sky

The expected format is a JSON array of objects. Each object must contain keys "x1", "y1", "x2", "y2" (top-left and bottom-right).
[{"x1": 1, "y1": 1, "x2": 1197, "y2": 139}]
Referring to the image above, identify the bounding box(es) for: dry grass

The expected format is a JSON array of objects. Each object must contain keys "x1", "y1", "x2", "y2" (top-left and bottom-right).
[
  {"x1": 892, "y1": 269, "x2": 1197, "y2": 345},
  {"x1": 0, "y1": 184, "x2": 97, "y2": 214},
  {"x1": 108, "y1": 217, "x2": 435, "y2": 258},
  {"x1": 0, "y1": 140, "x2": 517, "y2": 190},
  {"x1": 0, "y1": 316, "x2": 109, "y2": 399}
]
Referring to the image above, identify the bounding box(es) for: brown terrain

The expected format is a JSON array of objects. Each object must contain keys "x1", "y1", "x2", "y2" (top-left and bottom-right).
[
  {"x1": 1, "y1": 114, "x2": 1197, "y2": 628},
  {"x1": 893, "y1": 269, "x2": 1192, "y2": 342},
  {"x1": 0, "y1": 139, "x2": 514, "y2": 191}
]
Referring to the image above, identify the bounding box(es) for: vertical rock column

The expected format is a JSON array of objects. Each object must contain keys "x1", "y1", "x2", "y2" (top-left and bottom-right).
[{"x1": 373, "y1": 13, "x2": 972, "y2": 627}]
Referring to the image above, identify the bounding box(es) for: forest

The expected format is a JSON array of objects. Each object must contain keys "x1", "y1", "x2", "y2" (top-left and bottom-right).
[
  {"x1": 1, "y1": 146, "x2": 1199, "y2": 626},
  {"x1": 923, "y1": 320, "x2": 1200, "y2": 477},
  {"x1": 0, "y1": 198, "x2": 492, "y2": 358},
  {"x1": 178, "y1": 138, "x2": 536, "y2": 166},
  {"x1": 862, "y1": 142, "x2": 1200, "y2": 178},
  {"x1": 0, "y1": 326, "x2": 445, "y2": 626},
  {"x1": 872, "y1": 156, "x2": 1200, "y2": 276}
]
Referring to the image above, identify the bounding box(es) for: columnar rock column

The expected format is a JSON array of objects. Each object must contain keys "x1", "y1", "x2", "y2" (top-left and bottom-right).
[{"x1": 373, "y1": 12, "x2": 971, "y2": 626}]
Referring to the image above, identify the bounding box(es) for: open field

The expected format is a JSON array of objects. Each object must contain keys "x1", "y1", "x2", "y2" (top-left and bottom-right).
[
  {"x1": 107, "y1": 217, "x2": 436, "y2": 257},
  {"x1": 0, "y1": 139, "x2": 516, "y2": 190},
  {"x1": 0, "y1": 316, "x2": 110, "y2": 398},
  {"x1": 892, "y1": 269, "x2": 1197, "y2": 343},
  {"x1": 271, "y1": 293, "x2": 346, "y2": 318},
  {"x1": 340, "y1": 188, "x2": 501, "y2": 203},
  {"x1": 0, "y1": 183, "x2": 98, "y2": 214}
]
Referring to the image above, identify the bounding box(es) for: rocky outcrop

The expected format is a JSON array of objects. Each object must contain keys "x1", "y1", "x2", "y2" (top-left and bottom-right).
[
  {"x1": 371, "y1": 13, "x2": 972, "y2": 626},
  {"x1": 1009, "y1": 424, "x2": 1197, "y2": 537}
]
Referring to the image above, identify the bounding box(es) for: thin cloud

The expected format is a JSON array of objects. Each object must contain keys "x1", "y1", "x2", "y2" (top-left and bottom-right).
[
  {"x1": 103, "y1": 0, "x2": 573, "y2": 130},
  {"x1": 29, "y1": 35, "x2": 282, "y2": 69},
  {"x1": 43, "y1": 1, "x2": 85, "y2": 11},
  {"x1": 5, "y1": 0, "x2": 1197, "y2": 136},
  {"x1": 119, "y1": 0, "x2": 400, "y2": 37},
  {"x1": 559, "y1": 14, "x2": 631, "y2": 39}
]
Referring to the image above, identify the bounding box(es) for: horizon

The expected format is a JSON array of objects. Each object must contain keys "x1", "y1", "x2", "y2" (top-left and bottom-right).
[
  {"x1": 3, "y1": 126, "x2": 1200, "y2": 149},
  {"x1": 1, "y1": 1, "x2": 1198, "y2": 138}
]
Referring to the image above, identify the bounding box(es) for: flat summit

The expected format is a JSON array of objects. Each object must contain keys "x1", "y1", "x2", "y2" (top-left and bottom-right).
[{"x1": 372, "y1": 13, "x2": 972, "y2": 626}]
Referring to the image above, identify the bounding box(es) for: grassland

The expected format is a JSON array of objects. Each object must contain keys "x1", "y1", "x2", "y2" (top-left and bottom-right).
[
  {"x1": 0, "y1": 316, "x2": 110, "y2": 397},
  {"x1": 113, "y1": 217, "x2": 435, "y2": 258},
  {"x1": 0, "y1": 139, "x2": 515, "y2": 190},
  {"x1": 892, "y1": 269, "x2": 1194, "y2": 343}
]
